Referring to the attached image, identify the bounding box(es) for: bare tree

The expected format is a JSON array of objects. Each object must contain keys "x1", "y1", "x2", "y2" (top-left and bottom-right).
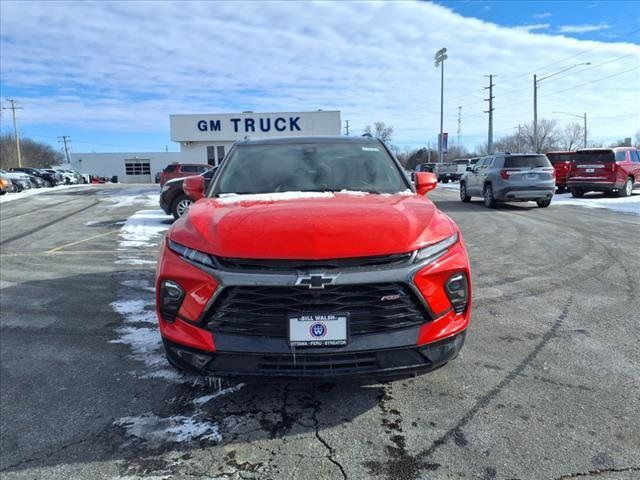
[
  {"x1": 558, "y1": 122, "x2": 585, "y2": 151},
  {"x1": 363, "y1": 122, "x2": 394, "y2": 143},
  {"x1": 0, "y1": 134, "x2": 63, "y2": 169}
]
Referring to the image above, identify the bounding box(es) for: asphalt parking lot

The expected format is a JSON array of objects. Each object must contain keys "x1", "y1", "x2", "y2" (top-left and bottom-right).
[{"x1": 1, "y1": 184, "x2": 639, "y2": 480}]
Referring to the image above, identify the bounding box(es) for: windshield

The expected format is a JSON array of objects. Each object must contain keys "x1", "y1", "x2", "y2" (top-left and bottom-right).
[
  {"x1": 503, "y1": 155, "x2": 551, "y2": 168},
  {"x1": 574, "y1": 151, "x2": 615, "y2": 163},
  {"x1": 213, "y1": 142, "x2": 408, "y2": 195}
]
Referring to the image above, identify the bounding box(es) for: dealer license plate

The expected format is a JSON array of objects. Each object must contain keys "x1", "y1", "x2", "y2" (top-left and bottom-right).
[
  {"x1": 288, "y1": 313, "x2": 348, "y2": 347},
  {"x1": 527, "y1": 173, "x2": 538, "y2": 180},
  {"x1": 585, "y1": 168, "x2": 595, "y2": 173}
]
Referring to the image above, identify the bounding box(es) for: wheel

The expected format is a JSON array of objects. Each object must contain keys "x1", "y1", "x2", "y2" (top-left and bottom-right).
[
  {"x1": 570, "y1": 188, "x2": 584, "y2": 198},
  {"x1": 536, "y1": 198, "x2": 551, "y2": 208},
  {"x1": 483, "y1": 184, "x2": 496, "y2": 208},
  {"x1": 459, "y1": 182, "x2": 471, "y2": 202},
  {"x1": 443, "y1": 178, "x2": 449, "y2": 184},
  {"x1": 171, "y1": 194, "x2": 193, "y2": 220},
  {"x1": 618, "y1": 177, "x2": 633, "y2": 197},
  {"x1": 556, "y1": 186, "x2": 566, "y2": 194}
]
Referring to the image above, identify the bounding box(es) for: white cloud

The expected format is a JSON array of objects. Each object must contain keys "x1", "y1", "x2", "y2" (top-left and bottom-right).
[
  {"x1": 533, "y1": 12, "x2": 552, "y2": 19},
  {"x1": 0, "y1": 1, "x2": 638, "y2": 150},
  {"x1": 558, "y1": 24, "x2": 610, "y2": 34},
  {"x1": 514, "y1": 24, "x2": 551, "y2": 33}
]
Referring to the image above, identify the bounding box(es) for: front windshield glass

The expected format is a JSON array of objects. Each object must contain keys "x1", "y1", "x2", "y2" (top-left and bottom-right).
[{"x1": 213, "y1": 142, "x2": 408, "y2": 195}]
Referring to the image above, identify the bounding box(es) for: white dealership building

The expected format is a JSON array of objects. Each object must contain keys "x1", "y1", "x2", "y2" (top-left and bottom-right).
[{"x1": 69, "y1": 110, "x2": 341, "y2": 183}]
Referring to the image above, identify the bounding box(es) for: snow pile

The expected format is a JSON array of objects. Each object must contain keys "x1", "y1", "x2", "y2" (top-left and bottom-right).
[
  {"x1": 552, "y1": 191, "x2": 640, "y2": 216},
  {"x1": 118, "y1": 209, "x2": 169, "y2": 249},
  {"x1": 0, "y1": 184, "x2": 87, "y2": 203},
  {"x1": 115, "y1": 413, "x2": 221, "y2": 447}
]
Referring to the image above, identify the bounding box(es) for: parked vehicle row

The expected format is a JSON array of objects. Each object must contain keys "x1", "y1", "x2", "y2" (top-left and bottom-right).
[
  {"x1": 457, "y1": 147, "x2": 639, "y2": 208},
  {"x1": 0, "y1": 167, "x2": 86, "y2": 194}
]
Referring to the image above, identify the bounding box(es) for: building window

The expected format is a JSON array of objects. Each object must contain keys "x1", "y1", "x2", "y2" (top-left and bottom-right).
[
  {"x1": 124, "y1": 159, "x2": 151, "y2": 175},
  {"x1": 217, "y1": 146, "x2": 225, "y2": 163},
  {"x1": 207, "y1": 146, "x2": 216, "y2": 166}
]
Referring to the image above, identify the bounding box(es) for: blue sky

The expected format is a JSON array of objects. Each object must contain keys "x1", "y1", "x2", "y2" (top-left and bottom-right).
[
  {"x1": 1, "y1": 1, "x2": 638, "y2": 156},
  {"x1": 434, "y1": 1, "x2": 640, "y2": 42}
]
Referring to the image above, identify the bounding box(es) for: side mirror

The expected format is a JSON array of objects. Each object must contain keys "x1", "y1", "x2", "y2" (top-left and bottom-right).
[
  {"x1": 415, "y1": 172, "x2": 438, "y2": 195},
  {"x1": 183, "y1": 175, "x2": 205, "y2": 201}
]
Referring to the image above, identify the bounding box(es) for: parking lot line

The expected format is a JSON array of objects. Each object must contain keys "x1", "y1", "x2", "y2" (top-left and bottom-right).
[
  {"x1": 44, "y1": 229, "x2": 119, "y2": 253},
  {"x1": 0, "y1": 250, "x2": 120, "y2": 257}
]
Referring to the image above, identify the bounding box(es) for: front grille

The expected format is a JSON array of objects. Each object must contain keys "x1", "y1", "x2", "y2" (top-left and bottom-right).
[
  {"x1": 205, "y1": 283, "x2": 429, "y2": 338},
  {"x1": 215, "y1": 253, "x2": 412, "y2": 271}
]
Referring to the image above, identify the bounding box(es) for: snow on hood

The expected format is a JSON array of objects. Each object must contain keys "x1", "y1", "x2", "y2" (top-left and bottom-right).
[{"x1": 215, "y1": 189, "x2": 415, "y2": 204}]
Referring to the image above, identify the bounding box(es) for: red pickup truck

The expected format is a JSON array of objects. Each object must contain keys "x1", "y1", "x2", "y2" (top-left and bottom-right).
[
  {"x1": 546, "y1": 151, "x2": 575, "y2": 193},
  {"x1": 567, "y1": 147, "x2": 640, "y2": 198}
]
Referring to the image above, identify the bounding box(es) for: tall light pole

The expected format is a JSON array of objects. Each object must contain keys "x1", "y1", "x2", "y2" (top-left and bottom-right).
[
  {"x1": 434, "y1": 47, "x2": 447, "y2": 163},
  {"x1": 553, "y1": 111, "x2": 588, "y2": 148},
  {"x1": 533, "y1": 62, "x2": 590, "y2": 152}
]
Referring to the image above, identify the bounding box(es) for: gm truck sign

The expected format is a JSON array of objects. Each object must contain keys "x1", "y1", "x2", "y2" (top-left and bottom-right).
[{"x1": 170, "y1": 111, "x2": 341, "y2": 142}]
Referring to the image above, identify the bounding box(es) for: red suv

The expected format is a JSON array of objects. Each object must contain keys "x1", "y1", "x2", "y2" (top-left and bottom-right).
[
  {"x1": 155, "y1": 137, "x2": 472, "y2": 379},
  {"x1": 160, "y1": 163, "x2": 210, "y2": 187},
  {"x1": 567, "y1": 147, "x2": 640, "y2": 198},
  {"x1": 546, "y1": 151, "x2": 575, "y2": 193}
]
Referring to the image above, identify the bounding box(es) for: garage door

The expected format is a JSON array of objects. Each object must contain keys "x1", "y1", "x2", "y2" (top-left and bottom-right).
[{"x1": 124, "y1": 159, "x2": 152, "y2": 183}]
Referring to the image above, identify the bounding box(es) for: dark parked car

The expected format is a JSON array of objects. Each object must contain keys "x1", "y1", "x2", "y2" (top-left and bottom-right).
[
  {"x1": 10, "y1": 167, "x2": 57, "y2": 187},
  {"x1": 160, "y1": 168, "x2": 217, "y2": 219}
]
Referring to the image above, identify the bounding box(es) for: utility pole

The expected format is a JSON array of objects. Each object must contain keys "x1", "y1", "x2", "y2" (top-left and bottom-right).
[
  {"x1": 533, "y1": 74, "x2": 538, "y2": 153},
  {"x1": 2, "y1": 99, "x2": 23, "y2": 167},
  {"x1": 457, "y1": 106, "x2": 462, "y2": 149},
  {"x1": 434, "y1": 47, "x2": 448, "y2": 163},
  {"x1": 58, "y1": 136, "x2": 71, "y2": 164},
  {"x1": 583, "y1": 112, "x2": 587, "y2": 148},
  {"x1": 344, "y1": 120, "x2": 350, "y2": 136},
  {"x1": 484, "y1": 74, "x2": 495, "y2": 154}
]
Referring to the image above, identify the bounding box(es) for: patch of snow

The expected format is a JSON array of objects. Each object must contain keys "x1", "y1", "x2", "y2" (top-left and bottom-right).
[
  {"x1": 120, "y1": 279, "x2": 155, "y2": 292},
  {"x1": 110, "y1": 299, "x2": 156, "y2": 324},
  {"x1": 115, "y1": 258, "x2": 157, "y2": 265},
  {"x1": 192, "y1": 383, "x2": 246, "y2": 406},
  {"x1": 109, "y1": 326, "x2": 165, "y2": 369},
  {"x1": 101, "y1": 191, "x2": 159, "y2": 208},
  {"x1": 552, "y1": 191, "x2": 640, "y2": 216},
  {"x1": 115, "y1": 413, "x2": 221, "y2": 446},
  {"x1": 0, "y1": 184, "x2": 87, "y2": 203},
  {"x1": 436, "y1": 182, "x2": 460, "y2": 191},
  {"x1": 217, "y1": 191, "x2": 334, "y2": 204},
  {"x1": 119, "y1": 209, "x2": 169, "y2": 247}
]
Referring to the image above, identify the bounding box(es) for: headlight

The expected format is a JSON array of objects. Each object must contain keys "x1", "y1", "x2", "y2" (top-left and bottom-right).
[
  {"x1": 161, "y1": 184, "x2": 171, "y2": 193},
  {"x1": 415, "y1": 232, "x2": 458, "y2": 262},
  {"x1": 168, "y1": 239, "x2": 216, "y2": 268}
]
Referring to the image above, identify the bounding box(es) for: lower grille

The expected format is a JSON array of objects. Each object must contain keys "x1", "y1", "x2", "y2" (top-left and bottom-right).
[
  {"x1": 258, "y1": 351, "x2": 378, "y2": 374},
  {"x1": 205, "y1": 283, "x2": 429, "y2": 338}
]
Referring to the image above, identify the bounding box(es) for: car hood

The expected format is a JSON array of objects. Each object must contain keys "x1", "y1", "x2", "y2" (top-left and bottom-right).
[{"x1": 170, "y1": 192, "x2": 456, "y2": 259}]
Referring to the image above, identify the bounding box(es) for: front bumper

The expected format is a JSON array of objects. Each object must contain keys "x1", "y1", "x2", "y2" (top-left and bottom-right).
[{"x1": 164, "y1": 330, "x2": 466, "y2": 379}]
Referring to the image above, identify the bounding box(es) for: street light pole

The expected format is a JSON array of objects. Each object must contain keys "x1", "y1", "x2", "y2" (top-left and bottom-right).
[
  {"x1": 553, "y1": 110, "x2": 588, "y2": 148},
  {"x1": 434, "y1": 47, "x2": 448, "y2": 163},
  {"x1": 533, "y1": 62, "x2": 590, "y2": 152}
]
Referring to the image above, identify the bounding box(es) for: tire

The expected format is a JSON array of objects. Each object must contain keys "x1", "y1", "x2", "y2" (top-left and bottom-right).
[
  {"x1": 537, "y1": 198, "x2": 552, "y2": 208},
  {"x1": 171, "y1": 194, "x2": 193, "y2": 220},
  {"x1": 570, "y1": 188, "x2": 584, "y2": 198},
  {"x1": 460, "y1": 182, "x2": 471, "y2": 202},
  {"x1": 443, "y1": 178, "x2": 449, "y2": 184},
  {"x1": 618, "y1": 177, "x2": 633, "y2": 198},
  {"x1": 556, "y1": 186, "x2": 566, "y2": 194},
  {"x1": 483, "y1": 184, "x2": 496, "y2": 208}
]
